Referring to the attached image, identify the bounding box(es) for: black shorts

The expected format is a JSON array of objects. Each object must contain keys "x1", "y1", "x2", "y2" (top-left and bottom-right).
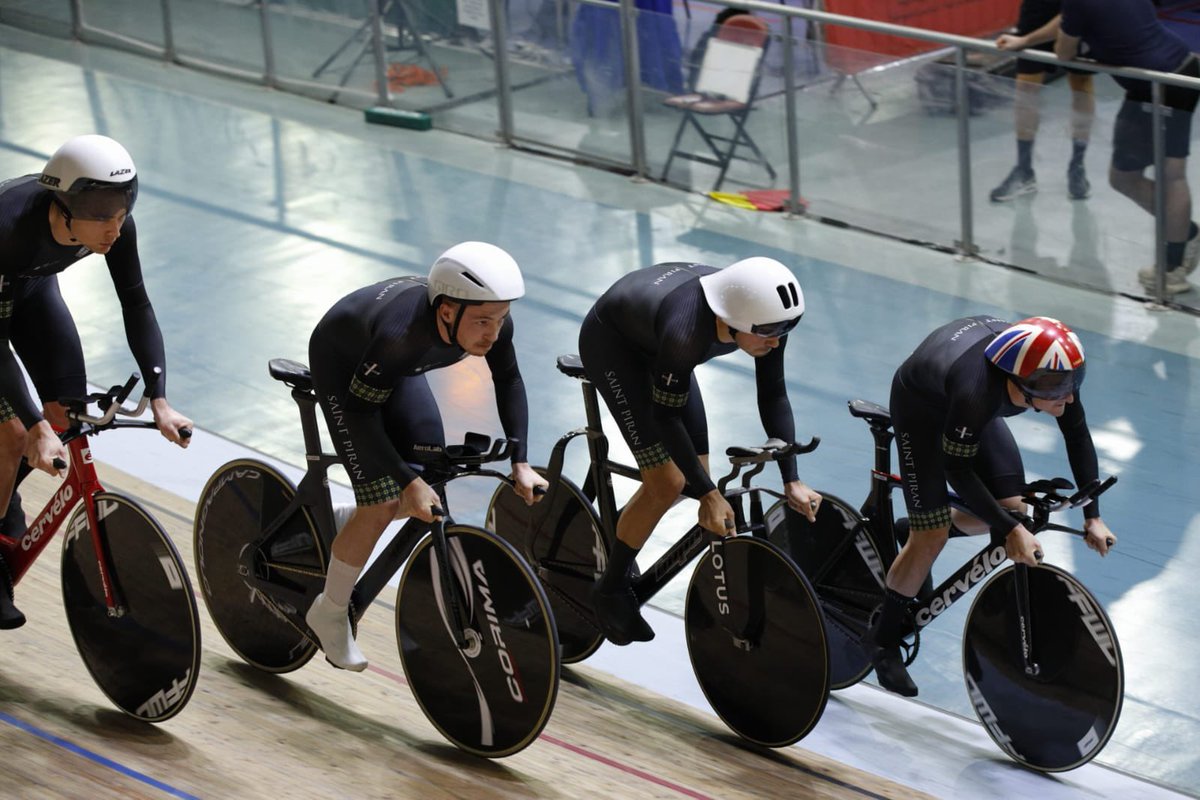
[
  {"x1": 10, "y1": 275, "x2": 87, "y2": 405},
  {"x1": 1015, "y1": 41, "x2": 1093, "y2": 77},
  {"x1": 309, "y1": 336, "x2": 445, "y2": 506},
  {"x1": 1112, "y1": 57, "x2": 1200, "y2": 172},
  {"x1": 1014, "y1": 2, "x2": 1089, "y2": 76},
  {"x1": 890, "y1": 373, "x2": 1026, "y2": 532},
  {"x1": 578, "y1": 309, "x2": 708, "y2": 471}
]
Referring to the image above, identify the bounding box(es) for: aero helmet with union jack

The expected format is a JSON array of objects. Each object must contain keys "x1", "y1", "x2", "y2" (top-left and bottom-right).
[{"x1": 984, "y1": 316, "x2": 1085, "y2": 400}]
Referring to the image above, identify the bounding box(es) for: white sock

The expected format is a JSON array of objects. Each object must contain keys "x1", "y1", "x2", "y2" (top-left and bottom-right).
[{"x1": 324, "y1": 556, "x2": 362, "y2": 609}]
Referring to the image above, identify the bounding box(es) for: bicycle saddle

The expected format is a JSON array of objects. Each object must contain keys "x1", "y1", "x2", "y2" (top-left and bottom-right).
[
  {"x1": 268, "y1": 358, "x2": 313, "y2": 392},
  {"x1": 848, "y1": 399, "x2": 890, "y2": 425},
  {"x1": 556, "y1": 354, "x2": 586, "y2": 380}
]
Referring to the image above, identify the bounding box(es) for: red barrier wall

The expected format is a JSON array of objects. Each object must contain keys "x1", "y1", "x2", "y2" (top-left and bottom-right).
[{"x1": 824, "y1": 0, "x2": 1016, "y2": 57}]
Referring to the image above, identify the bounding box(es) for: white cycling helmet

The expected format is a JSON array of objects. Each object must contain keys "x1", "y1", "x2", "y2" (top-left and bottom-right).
[
  {"x1": 699, "y1": 257, "x2": 805, "y2": 337},
  {"x1": 427, "y1": 241, "x2": 526, "y2": 305},
  {"x1": 39, "y1": 134, "x2": 138, "y2": 221}
]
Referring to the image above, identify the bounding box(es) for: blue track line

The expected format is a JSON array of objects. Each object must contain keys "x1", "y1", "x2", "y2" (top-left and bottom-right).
[{"x1": 0, "y1": 711, "x2": 201, "y2": 800}]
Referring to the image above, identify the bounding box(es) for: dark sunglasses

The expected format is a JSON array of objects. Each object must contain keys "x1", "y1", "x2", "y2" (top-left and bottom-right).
[{"x1": 748, "y1": 314, "x2": 802, "y2": 338}]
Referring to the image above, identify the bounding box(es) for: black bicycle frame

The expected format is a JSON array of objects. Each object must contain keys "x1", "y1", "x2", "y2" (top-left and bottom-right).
[
  {"x1": 846, "y1": 400, "x2": 1114, "y2": 677},
  {"x1": 248, "y1": 386, "x2": 434, "y2": 625},
  {"x1": 542, "y1": 370, "x2": 786, "y2": 611},
  {"x1": 253, "y1": 380, "x2": 520, "y2": 651}
]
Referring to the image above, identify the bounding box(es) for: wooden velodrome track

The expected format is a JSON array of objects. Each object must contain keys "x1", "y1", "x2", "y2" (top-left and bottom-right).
[{"x1": 0, "y1": 461, "x2": 928, "y2": 800}]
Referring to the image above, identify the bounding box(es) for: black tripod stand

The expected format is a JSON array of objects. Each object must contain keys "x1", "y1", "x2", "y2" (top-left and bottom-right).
[{"x1": 312, "y1": 0, "x2": 453, "y2": 99}]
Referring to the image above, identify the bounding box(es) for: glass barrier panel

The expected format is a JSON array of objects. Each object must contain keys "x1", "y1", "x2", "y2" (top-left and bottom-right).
[
  {"x1": 787, "y1": 38, "x2": 975, "y2": 252},
  {"x1": 383, "y1": 0, "x2": 500, "y2": 135},
  {"x1": 269, "y1": 0, "x2": 387, "y2": 106},
  {"x1": 78, "y1": 0, "x2": 166, "y2": 50},
  {"x1": 0, "y1": 0, "x2": 73, "y2": 37},
  {"x1": 167, "y1": 0, "x2": 265, "y2": 75},
  {"x1": 969, "y1": 64, "x2": 1200, "y2": 305},
  {"x1": 505, "y1": 0, "x2": 633, "y2": 167},
  {"x1": 646, "y1": 4, "x2": 792, "y2": 195}
]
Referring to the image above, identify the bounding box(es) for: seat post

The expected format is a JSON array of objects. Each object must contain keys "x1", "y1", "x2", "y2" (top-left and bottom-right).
[
  {"x1": 865, "y1": 421, "x2": 899, "y2": 562},
  {"x1": 579, "y1": 377, "x2": 604, "y2": 435},
  {"x1": 291, "y1": 388, "x2": 326, "y2": 459}
]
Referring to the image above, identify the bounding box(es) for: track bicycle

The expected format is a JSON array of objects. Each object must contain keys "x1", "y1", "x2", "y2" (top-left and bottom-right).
[
  {"x1": 0, "y1": 371, "x2": 201, "y2": 722},
  {"x1": 764, "y1": 399, "x2": 1123, "y2": 772},
  {"x1": 487, "y1": 354, "x2": 830, "y2": 748},
  {"x1": 193, "y1": 358, "x2": 560, "y2": 758}
]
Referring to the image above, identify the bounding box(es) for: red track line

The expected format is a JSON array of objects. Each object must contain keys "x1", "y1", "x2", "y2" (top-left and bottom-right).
[
  {"x1": 538, "y1": 733, "x2": 715, "y2": 799},
  {"x1": 365, "y1": 662, "x2": 711, "y2": 798}
]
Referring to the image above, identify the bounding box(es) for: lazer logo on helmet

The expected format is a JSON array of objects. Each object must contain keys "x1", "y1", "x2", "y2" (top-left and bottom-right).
[
  {"x1": 109, "y1": 168, "x2": 132, "y2": 177},
  {"x1": 41, "y1": 175, "x2": 61, "y2": 188}
]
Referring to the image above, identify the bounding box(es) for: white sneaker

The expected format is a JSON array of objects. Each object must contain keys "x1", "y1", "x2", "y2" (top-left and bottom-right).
[
  {"x1": 1137, "y1": 265, "x2": 1193, "y2": 295},
  {"x1": 305, "y1": 593, "x2": 368, "y2": 671},
  {"x1": 1184, "y1": 231, "x2": 1200, "y2": 275}
]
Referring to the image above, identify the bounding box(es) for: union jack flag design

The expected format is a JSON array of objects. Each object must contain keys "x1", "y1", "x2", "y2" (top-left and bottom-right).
[{"x1": 984, "y1": 317, "x2": 1084, "y2": 378}]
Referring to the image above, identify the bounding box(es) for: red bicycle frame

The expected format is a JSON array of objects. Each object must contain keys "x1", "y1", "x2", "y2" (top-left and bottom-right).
[{"x1": 0, "y1": 432, "x2": 121, "y2": 611}]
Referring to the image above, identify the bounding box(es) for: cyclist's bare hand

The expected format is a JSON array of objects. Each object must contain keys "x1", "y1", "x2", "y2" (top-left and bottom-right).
[
  {"x1": 26, "y1": 421, "x2": 67, "y2": 477},
  {"x1": 995, "y1": 33, "x2": 1027, "y2": 51},
  {"x1": 699, "y1": 490, "x2": 736, "y2": 537},
  {"x1": 511, "y1": 462, "x2": 547, "y2": 506},
  {"x1": 398, "y1": 478, "x2": 442, "y2": 523},
  {"x1": 1083, "y1": 517, "x2": 1116, "y2": 557},
  {"x1": 1005, "y1": 524, "x2": 1043, "y2": 566},
  {"x1": 785, "y1": 480, "x2": 822, "y2": 523},
  {"x1": 151, "y1": 398, "x2": 193, "y2": 448}
]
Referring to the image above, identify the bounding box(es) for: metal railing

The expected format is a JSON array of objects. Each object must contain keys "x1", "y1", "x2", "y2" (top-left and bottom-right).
[{"x1": 12, "y1": 0, "x2": 1200, "y2": 306}]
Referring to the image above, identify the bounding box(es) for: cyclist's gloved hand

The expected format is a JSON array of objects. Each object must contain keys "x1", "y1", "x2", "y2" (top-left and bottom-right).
[
  {"x1": 785, "y1": 480, "x2": 822, "y2": 523},
  {"x1": 151, "y1": 398, "x2": 193, "y2": 448},
  {"x1": 699, "y1": 490, "x2": 736, "y2": 537},
  {"x1": 25, "y1": 420, "x2": 68, "y2": 478},
  {"x1": 1005, "y1": 524, "x2": 1042, "y2": 567},
  {"x1": 1083, "y1": 517, "x2": 1116, "y2": 557},
  {"x1": 399, "y1": 477, "x2": 442, "y2": 523},
  {"x1": 511, "y1": 462, "x2": 548, "y2": 506}
]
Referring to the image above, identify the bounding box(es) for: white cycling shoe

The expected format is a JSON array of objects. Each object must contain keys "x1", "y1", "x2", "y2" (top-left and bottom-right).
[{"x1": 305, "y1": 593, "x2": 368, "y2": 672}]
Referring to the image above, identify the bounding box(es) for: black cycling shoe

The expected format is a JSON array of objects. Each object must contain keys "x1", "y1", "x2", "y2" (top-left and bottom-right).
[
  {"x1": 0, "y1": 558, "x2": 25, "y2": 630},
  {"x1": 589, "y1": 583, "x2": 655, "y2": 645},
  {"x1": 870, "y1": 645, "x2": 918, "y2": 697}
]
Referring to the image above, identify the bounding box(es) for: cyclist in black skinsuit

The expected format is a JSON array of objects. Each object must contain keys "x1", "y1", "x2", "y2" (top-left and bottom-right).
[
  {"x1": 0, "y1": 135, "x2": 192, "y2": 630},
  {"x1": 579, "y1": 257, "x2": 822, "y2": 645},
  {"x1": 303, "y1": 241, "x2": 547, "y2": 671},
  {"x1": 868, "y1": 315, "x2": 1118, "y2": 697}
]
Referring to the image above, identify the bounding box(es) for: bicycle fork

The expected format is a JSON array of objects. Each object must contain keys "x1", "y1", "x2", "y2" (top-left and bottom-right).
[
  {"x1": 428, "y1": 516, "x2": 474, "y2": 651},
  {"x1": 65, "y1": 436, "x2": 128, "y2": 617},
  {"x1": 1013, "y1": 564, "x2": 1041, "y2": 677}
]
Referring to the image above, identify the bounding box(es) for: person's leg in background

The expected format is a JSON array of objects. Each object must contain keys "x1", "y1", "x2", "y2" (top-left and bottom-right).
[
  {"x1": 1066, "y1": 70, "x2": 1095, "y2": 199},
  {"x1": 992, "y1": 71, "x2": 1044, "y2": 202},
  {"x1": 1110, "y1": 87, "x2": 1200, "y2": 294}
]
